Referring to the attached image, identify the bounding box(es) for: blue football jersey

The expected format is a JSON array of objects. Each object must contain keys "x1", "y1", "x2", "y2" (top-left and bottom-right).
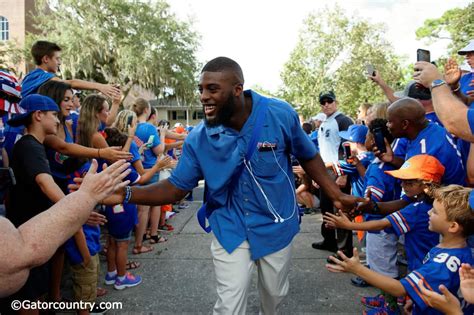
[
  {"x1": 333, "y1": 151, "x2": 374, "y2": 197},
  {"x1": 386, "y1": 201, "x2": 440, "y2": 271},
  {"x1": 405, "y1": 122, "x2": 465, "y2": 185},
  {"x1": 400, "y1": 246, "x2": 472, "y2": 315},
  {"x1": 364, "y1": 159, "x2": 400, "y2": 225}
]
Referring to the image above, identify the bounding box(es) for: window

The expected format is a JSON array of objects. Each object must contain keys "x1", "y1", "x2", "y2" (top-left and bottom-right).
[
  {"x1": 0, "y1": 16, "x2": 8, "y2": 41},
  {"x1": 169, "y1": 110, "x2": 187, "y2": 120},
  {"x1": 193, "y1": 111, "x2": 204, "y2": 120}
]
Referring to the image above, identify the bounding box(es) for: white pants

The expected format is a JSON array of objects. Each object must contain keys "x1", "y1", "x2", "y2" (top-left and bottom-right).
[
  {"x1": 211, "y1": 237, "x2": 293, "y2": 315},
  {"x1": 366, "y1": 230, "x2": 398, "y2": 278}
]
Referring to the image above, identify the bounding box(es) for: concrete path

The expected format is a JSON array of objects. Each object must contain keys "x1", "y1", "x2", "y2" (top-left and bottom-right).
[{"x1": 99, "y1": 183, "x2": 377, "y2": 314}]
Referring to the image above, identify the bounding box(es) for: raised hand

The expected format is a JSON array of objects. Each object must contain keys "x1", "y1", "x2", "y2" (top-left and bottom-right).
[
  {"x1": 100, "y1": 146, "x2": 133, "y2": 162},
  {"x1": 85, "y1": 212, "x2": 107, "y2": 226},
  {"x1": 444, "y1": 58, "x2": 462, "y2": 86},
  {"x1": 413, "y1": 61, "x2": 443, "y2": 88},
  {"x1": 326, "y1": 248, "x2": 362, "y2": 274},
  {"x1": 79, "y1": 159, "x2": 131, "y2": 203},
  {"x1": 460, "y1": 263, "x2": 474, "y2": 303},
  {"x1": 156, "y1": 155, "x2": 173, "y2": 169},
  {"x1": 418, "y1": 280, "x2": 461, "y2": 315},
  {"x1": 323, "y1": 210, "x2": 351, "y2": 229},
  {"x1": 99, "y1": 84, "x2": 121, "y2": 100}
]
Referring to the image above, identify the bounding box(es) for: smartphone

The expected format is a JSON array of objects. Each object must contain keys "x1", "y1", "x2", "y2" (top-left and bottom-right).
[
  {"x1": 373, "y1": 127, "x2": 386, "y2": 154},
  {"x1": 366, "y1": 64, "x2": 375, "y2": 76},
  {"x1": 145, "y1": 135, "x2": 155, "y2": 148},
  {"x1": 127, "y1": 115, "x2": 133, "y2": 126},
  {"x1": 343, "y1": 142, "x2": 353, "y2": 163},
  {"x1": 417, "y1": 49, "x2": 430, "y2": 62}
]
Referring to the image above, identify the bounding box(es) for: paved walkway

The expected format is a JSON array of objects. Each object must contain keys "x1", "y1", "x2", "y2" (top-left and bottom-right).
[{"x1": 98, "y1": 183, "x2": 377, "y2": 314}]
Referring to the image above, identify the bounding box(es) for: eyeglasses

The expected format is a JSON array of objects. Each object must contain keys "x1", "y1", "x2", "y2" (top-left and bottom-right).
[{"x1": 320, "y1": 100, "x2": 334, "y2": 106}]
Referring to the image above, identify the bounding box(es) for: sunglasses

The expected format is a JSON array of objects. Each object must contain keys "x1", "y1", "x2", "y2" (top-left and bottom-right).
[{"x1": 320, "y1": 100, "x2": 334, "y2": 106}]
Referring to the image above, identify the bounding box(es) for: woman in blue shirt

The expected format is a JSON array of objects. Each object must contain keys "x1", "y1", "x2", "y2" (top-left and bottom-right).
[{"x1": 131, "y1": 98, "x2": 166, "y2": 254}]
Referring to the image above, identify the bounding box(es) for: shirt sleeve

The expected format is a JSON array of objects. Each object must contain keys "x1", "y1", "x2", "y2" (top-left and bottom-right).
[
  {"x1": 366, "y1": 171, "x2": 387, "y2": 202},
  {"x1": 386, "y1": 205, "x2": 417, "y2": 236},
  {"x1": 335, "y1": 115, "x2": 353, "y2": 131},
  {"x1": 168, "y1": 139, "x2": 203, "y2": 191},
  {"x1": 129, "y1": 142, "x2": 141, "y2": 163},
  {"x1": 333, "y1": 161, "x2": 357, "y2": 177},
  {"x1": 467, "y1": 109, "x2": 474, "y2": 135},
  {"x1": 392, "y1": 138, "x2": 408, "y2": 159},
  {"x1": 20, "y1": 139, "x2": 51, "y2": 179},
  {"x1": 400, "y1": 253, "x2": 460, "y2": 312}
]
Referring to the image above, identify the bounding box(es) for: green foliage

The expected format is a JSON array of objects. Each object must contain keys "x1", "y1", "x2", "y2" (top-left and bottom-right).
[
  {"x1": 416, "y1": 3, "x2": 474, "y2": 57},
  {"x1": 280, "y1": 6, "x2": 403, "y2": 118},
  {"x1": 23, "y1": 0, "x2": 200, "y2": 103},
  {"x1": 0, "y1": 40, "x2": 28, "y2": 78}
]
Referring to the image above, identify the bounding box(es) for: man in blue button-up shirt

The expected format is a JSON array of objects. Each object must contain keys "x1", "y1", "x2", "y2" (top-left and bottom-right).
[{"x1": 120, "y1": 57, "x2": 363, "y2": 314}]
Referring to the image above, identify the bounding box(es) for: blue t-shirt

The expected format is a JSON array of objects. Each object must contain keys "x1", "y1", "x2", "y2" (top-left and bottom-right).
[
  {"x1": 309, "y1": 130, "x2": 319, "y2": 151},
  {"x1": 64, "y1": 162, "x2": 101, "y2": 265},
  {"x1": 105, "y1": 166, "x2": 140, "y2": 238},
  {"x1": 134, "y1": 122, "x2": 161, "y2": 169},
  {"x1": 69, "y1": 111, "x2": 79, "y2": 141},
  {"x1": 364, "y1": 159, "x2": 399, "y2": 229},
  {"x1": 333, "y1": 151, "x2": 374, "y2": 198},
  {"x1": 21, "y1": 68, "x2": 55, "y2": 97},
  {"x1": 460, "y1": 72, "x2": 473, "y2": 107},
  {"x1": 405, "y1": 122, "x2": 465, "y2": 186},
  {"x1": 400, "y1": 246, "x2": 472, "y2": 315},
  {"x1": 425, "y1": 112, "x2": 443, "y2": 127},
  {"x1": 168, "y1": 90, "x2": 318, "y2": 260},
  {"x1": 386, "y1": 201, "x2": 440, "y2": 271}
]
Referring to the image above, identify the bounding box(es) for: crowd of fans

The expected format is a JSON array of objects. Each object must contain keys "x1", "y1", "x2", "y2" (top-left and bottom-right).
[
  {"x1": 0, "y1": 38, "x2": 473, "y2": 315},
  {"x1": 0, "y1": 41, "x2": 192, "y2": 314},
  {"x1": 296, "y1": 39, "x2": 474, "y2": 315}
]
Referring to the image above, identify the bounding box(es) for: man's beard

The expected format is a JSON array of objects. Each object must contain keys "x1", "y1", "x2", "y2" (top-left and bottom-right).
[{"x1": 204, "y1": 93, "x2": 236, "y2": 128}]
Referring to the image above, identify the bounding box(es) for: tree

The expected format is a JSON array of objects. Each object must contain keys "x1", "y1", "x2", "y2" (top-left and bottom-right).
[
  {"x1": 416, "y1": 3, "x2": 474, "y2": 57},
  {"x1": 20, "y1": 0, "x2": 200, "y2": 103},
  {"x1": 280, "y1": 6, "x2": 403, "y2": 118}
]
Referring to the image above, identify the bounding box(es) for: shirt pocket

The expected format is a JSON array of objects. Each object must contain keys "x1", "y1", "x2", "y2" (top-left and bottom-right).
[{"x1": 251, "y1": 148, "x2": 283, "y2": 178}]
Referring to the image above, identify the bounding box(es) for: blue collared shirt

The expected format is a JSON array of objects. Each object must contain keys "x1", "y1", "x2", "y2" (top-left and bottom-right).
[{"x1": 169, "y1": 90, "x2": 318, "y2": 260}]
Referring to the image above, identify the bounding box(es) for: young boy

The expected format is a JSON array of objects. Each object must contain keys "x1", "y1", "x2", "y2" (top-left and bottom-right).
[
  {"x1": 326, "y1": 184, "x2": 474, "y2": 315},
  {"x1": 324, "y1": 154, "x2": 443, "y2": 271},
  {"x1": 1, "y1": 94, "x2": 61, "y2": 312},
  {"x1": 21, "y1": 41, "x2": 120, "y2": 98}
]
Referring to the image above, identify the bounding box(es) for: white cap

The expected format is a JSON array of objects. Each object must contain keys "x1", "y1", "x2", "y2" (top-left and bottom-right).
[
  {"x1": 173, "y1": 122, "x2": 183, "y2": 128},
  {"x1": 311, "y1": 113, "x2": 326, "y2": 122},
  {"x1": 458, "y1": 40, "x2": 474, "y2": 55}
]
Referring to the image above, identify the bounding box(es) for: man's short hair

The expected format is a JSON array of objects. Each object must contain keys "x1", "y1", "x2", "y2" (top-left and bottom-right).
[
  {"x1": 433, "y1": 185, "x2": 474, "y2": 237},
  {"x1": 31, "y1": 41, "x2": 62, "y2": 66},
  {"x1": 201, "y1": 57, "x2": 244, "y2": 83}
]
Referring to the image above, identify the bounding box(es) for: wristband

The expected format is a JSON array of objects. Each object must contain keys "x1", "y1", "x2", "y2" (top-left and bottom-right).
[{"x1": 124, "y1": 186, "x2": 132, "y2": 204}]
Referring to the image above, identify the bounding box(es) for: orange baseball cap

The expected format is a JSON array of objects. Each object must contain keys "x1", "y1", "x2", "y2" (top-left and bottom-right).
[
  {"x1": 385, "y1": 154, "x2": 445, "y2": 183},
  {"x1": 175, "y1": 126, "x2": 185, "y2": 134}
]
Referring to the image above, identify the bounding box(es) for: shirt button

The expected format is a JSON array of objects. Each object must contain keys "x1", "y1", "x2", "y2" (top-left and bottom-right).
[
  {"x1": 244, "y1": 198, "x2": 249, "y2": 202},
  {"x1": 246, "y1": 212, "x2": 250, "y2": 216},
  {"x1": 247, "y1": 228, "x2": 250, "y2": 231}
]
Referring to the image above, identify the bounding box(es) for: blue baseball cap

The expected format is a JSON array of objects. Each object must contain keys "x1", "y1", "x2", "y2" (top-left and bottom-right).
[
  {"x1": 339, "y1": 124, "x2": 368, "y2": 144},
  {"x1": 7, "y1": 94, "x2": 59, "y2": 127}
]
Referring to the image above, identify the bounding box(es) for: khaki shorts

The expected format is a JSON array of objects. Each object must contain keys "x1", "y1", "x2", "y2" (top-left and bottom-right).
[{"x1": 70, "y1": 254, "x2": 99, "y2": 303}]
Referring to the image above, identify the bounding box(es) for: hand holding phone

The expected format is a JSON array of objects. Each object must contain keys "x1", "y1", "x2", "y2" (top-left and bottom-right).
[
  {"x1": 145, "y1": 135, "x2": 155, "y2": 148},
  {"x1": 373, "y1": 128, "x2": 386, "y2": 154},
  {"x1": 366, "y1": 64, "x2": 375, "y2": 76},
  {"x1": 417, "y1": 49, "x2": 430, "y2": 62},
  {"x1": 343, "y1": 142, "x2": 354, "y2": 164}
]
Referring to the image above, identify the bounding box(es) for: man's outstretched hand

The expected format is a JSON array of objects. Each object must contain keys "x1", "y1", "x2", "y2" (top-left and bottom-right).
[{"x1": 78, "y1": 159, "x2": 131, "y2": 203}]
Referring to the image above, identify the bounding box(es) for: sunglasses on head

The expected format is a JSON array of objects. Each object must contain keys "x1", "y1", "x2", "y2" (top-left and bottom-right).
[{"x1": 320, "y1": 99, "x2": 334, "y2": 106}]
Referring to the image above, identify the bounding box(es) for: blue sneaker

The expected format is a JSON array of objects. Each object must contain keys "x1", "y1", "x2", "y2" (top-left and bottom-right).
[
  {"x1": 104, "y1": 273, "x2": 116, "y2": 285},
  {"x1": 363, "y1": 305, "x2": 400, "y2": 315},
  {"x1": 114, "y1": 272, "x2": 142, "y2": 290}
]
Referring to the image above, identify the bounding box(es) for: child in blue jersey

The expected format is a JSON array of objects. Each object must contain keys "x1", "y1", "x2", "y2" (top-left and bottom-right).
[
  {"x1": 324, "y1": 154, "x2": 444, "y2": 314},
  {"x1": 327, "y1": 184, "x2": 474, "y2": 315},
  {"x1": 330, "y1": 124, "x2": 373, "y2": 197}
]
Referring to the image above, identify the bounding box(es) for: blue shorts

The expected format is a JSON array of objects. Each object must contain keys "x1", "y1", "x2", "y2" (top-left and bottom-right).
[{"x1": 111, "y1": 230, "x2": 132, "y2": 242}]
